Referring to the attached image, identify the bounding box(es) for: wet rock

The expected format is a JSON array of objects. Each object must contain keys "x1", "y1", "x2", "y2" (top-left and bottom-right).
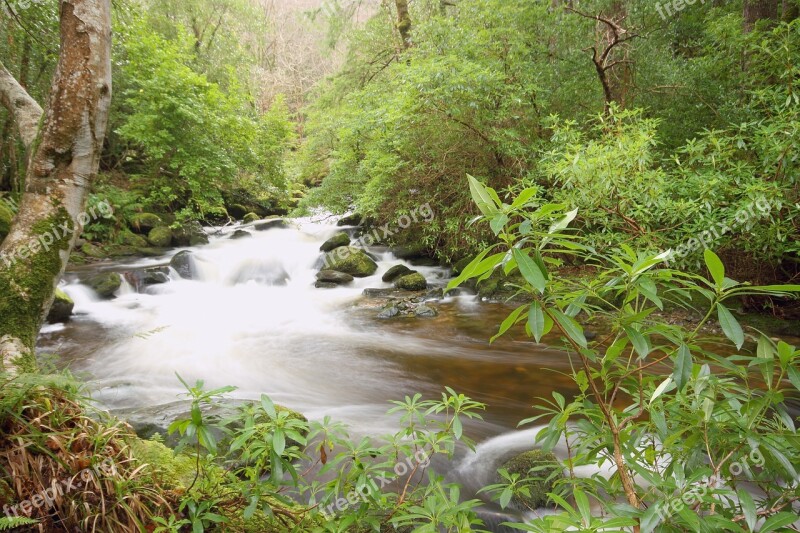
[
  {"x1": 337, "y1": 213, "x2": 363, "y2": 226},
  {"x1": 129, "y1": 213, "x2": 163, "y2": 234},
  {"x1": 378, "y1": 305, "x2": 400, "y2": 319},
  {"x1": 87, "y1": 272, "x2": 122, "y2": 298},
  {"x1": 414, "y1": 305, "x2": 438, "y2": 318},
  {"x1": 382, "y1": 264, "x2": 414, "y2": 283},
  {"x1": 320, "y1": 232, "x2": 351, "y2": 252},
  {"x1": 228, "y1": 204, "x2": 249, "y2": 220},
  {"x1": 322, "y1": 247, "x2": 378, "y2": 277},
  {"x1": 395, "y1": 272, "x2": 427, "y2": 291},
  {"x1": 230, "y1": 229, "x2": 252, "y2": 240},
  {"x1": 119, "y1": 230, "x2": 149, "y2": 248},
  {"x1": 316, "y1": 270, "x2": 354, "y2": 284},
  {"x1": 392, "y1": 243, "x2": 428, "y2": 260},
  {"x1": 229, "y1": 260, "x2": 289, "y2": 286},
  {"x1": 170, "y1": 251, "x2": 197, "y2": 280},
  {"x1": 127, "y1": 267, "x2": 170, "y2": 289},
  {"x1": 148, "y1": 226, "x2": 173, "y2": 248},
  {"x1": 451, "y1": 256, "x2": 473, "y2": 276},
  {"x1": 172, "y1": 221, "x2": 209, "y2": 246},
  {"x1": 47, "y1": 289, "x2": 74, "y2": 323},
  {"x1": 81, "y1": 242, "x2": 105, "y2": 258},
  {"x1": 254, "y1": 218, "x2": 289, "y2": 231},
  {"x1": 315, "y1": 281, "x2": 339, "y2": 289},
  {"x1": 243, "y1": 213, "x2": 260, "y2": 224}
]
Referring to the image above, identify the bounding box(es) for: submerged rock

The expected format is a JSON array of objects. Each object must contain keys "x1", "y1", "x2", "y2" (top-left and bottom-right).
[
  {"x1": 414, "y1": 305, "x2": 438, "y2": 318},
  {"x1": 382, "y1": 264, "x2": 413, "y2": 282},
  {"x1": 47, "y1": 289, "x2": 74, "y2": 323},
  {"x1": 395, "y1": 272, "x2": 427, "y2": 291},
  {"x1": 230, "y1": 229, "x2": 252, "y2": 240},
  {"x1": 170, "y1": 251, "x2": 197, "y2": 279},
  {"x1": 320, "y1": 232, "x2": 351, "y2": 252},
  {"x1": 87, "y1": 272, "x2": 122, "y2": 298},
  {"x1": 127, "y1": 267, "x2": 170, "y2": 289},
  {"x1": 322, "y1": 247, "x2": 378, "y2": 277},
  {"x1": 378, "y1": 305, "x2": 400, "y2": 319},
  {"x1": 316, "y1": 270, "x2": 354, "y2": 284}
]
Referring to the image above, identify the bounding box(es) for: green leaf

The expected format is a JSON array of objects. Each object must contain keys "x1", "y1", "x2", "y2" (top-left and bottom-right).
[
  {"x1": 623, "y1": 326, "x2": 651, "y2": 358},
  {"x1": 737, "y1": 489, "x2": 756, "y2": 531},
  {"x1": 492, "y1": 305, "x2": 526, "y2": 343},
  {"x1": 550, "y1": 309, "x2": 587, "y2": 348},
  {"x1": 490, "y1": 213, "x2": 509, "y2": 236},
  {"x1": 549, "y1": 208, "x2": 578, "y2": 234},
  {"x1": 528, "y1": 301, "x2": 545, "y2": 343},
  {"x1": 467, "y1": 174, "x2": 498, "y2": 216},
  {"x1": 704, "y1": 249, "x2": 725, "y2": 288},
  {"x1": 650, "y1": 376, "x2": 674, "y2": 405},
  {"x1": 759, "y1": 512, "x2": 800, "y2": 532},
  {"x1": 261, "y1": 394, "x2": 277, "y2": 419},
  {"x1": 513, "y1": 248, "x2": 546, "y2": 294},
  {"x1": 674, "y1": 344, "x2": 692, "y2": 391},
  {"x1": 717, "y1": 304, "x2": 745, "y2": 349},
  {"x1": 788, "y1": 366, "x2": 800, "y2": 392}
]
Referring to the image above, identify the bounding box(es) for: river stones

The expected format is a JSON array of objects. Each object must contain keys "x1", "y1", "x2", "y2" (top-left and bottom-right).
[
  {"x1": 316, "y1": 270, "x2": 354, "y2": 285},
  {"x1": 170, "y1": 251, "x2": 197, "y2": 279},
  {"x1": 129, "y1": 213, "x2": 163, "y2": 234},
  {"x1": 254, "y1": 218, "x2": 289, "y2": 231},
  {"x1": 395, "y1": 272, "x2": 427, "y2": 291},
  {"x1": 87, "y1": 272, "x2": 122, "y2": 298},
  {"x1": 148, "y1": 226, "x2": 173, "y2": 248},
  {"x1": 320, "y1": 232, "x2": 351, "y2": 252},
  {"x1": 230, "y1": 229, "x2": 252, "y2": 240},
  {"x1": 321, "y1": 246, "x2": 378, "y2": 277},
  {"x1": 414, "y1": 304, "x2": 438, "y2": 318},
  {"x1": 243, "y1": 213, "x2": 260, "y2": 224},
  {"x1": 47, "y1": 289, "x2": 74, "y2": 323},
  {"x1": 172, "y1": 221, "x2": 209, "y2": 246},
  {"x1": 382, "y1": 264, "x2": 413, "y2": 282}
]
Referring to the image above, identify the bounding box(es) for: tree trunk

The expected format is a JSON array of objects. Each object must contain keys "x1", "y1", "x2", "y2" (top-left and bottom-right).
[
  {"x1": 744, "y1": 0, "x2": 780, "y2": 31},
  {"x1": 783, "y1": 0, "x2": 800, "y2": 21},
  {"x1": 395, "y1": 0, "x2": 412, "y2": 49},
  {"x1": 0, "y1": 0, "x2": 112, "y2": 374}
]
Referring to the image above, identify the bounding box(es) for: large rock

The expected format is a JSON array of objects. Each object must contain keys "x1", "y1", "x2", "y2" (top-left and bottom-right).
[
  {"x1": 254, "y1": 218, "x2": 288, "y2": 231},
  {"x1": 337, "y1": 213, "x2": 363, "y2": 227},
  {"x1": 392, "y1": 243, "x2": 428, "y2": 260},
  {"x1": 172, "y1": 221, "x2": 209, "y2": 246},
  {"x1": 87, "y1": 272, "x2": 122, "y2": 298},
  {"x1": 243, "y1": 213, "x2": 260, "y2": 224},
  {"x1": 127, "y1": 267, "x2": 170, "y2": 289},
  {"x1": 119, "y1": 230, "x2": 149, "y2": 248},
  {"x1": 0, "y1": 199, "x2": 14, "y2": 241},
  {"x1": 81, "y1": 242, "x2": 105, "y2": 258},
  {"x1": 170, "y1": 251, "x2": 197, "y2": 279},
  {"x1": 47, "y1": 289, "x2": 74, "y2": 323},
  {"x1": 320, "y1": 232, "x2": 351, "y2": 252},
  {"x1": 230, "y1": 229, "x2": 252, "y2": 240},
  {"x1": 451, "y1": 256, "x2": 474, "y2": 276},
  {"x1": 129, "y1": 213, "x2": 163, "y2": 234},
  {"x1": 382, "y1": 264, "x2": 413, "y2": 283},
  {"x1": 395, "y1": 272, "x2": 427, "y2": 291},
  {"x1": 499, "y1": 450, "x2": 562, "y2": 510},
  {"x1": 228, "y1": 204, "x2": 249, "y2": 220},
  {"x1": 321, "y1": 247, "x2": 378, "y2": 277},
  {"x1": 316, "y1": 270, "x2": 354, "y2": 285},
  {"x1": 148, "y1": 226, "x2": 173, "y2": 248}
]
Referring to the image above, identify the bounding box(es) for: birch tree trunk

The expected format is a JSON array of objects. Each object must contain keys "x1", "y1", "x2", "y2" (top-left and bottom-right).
[{"x1": 0, "y1": 0, "x2": 112, "y2": 374}]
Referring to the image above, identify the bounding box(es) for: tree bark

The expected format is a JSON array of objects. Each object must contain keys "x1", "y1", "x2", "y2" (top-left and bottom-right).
[
  {"x1": 395, "y1": 0, "x2": 412, "y2": 49},
  {"x1": 744, "y1": 0, "x2": 780, "y2": 31},
  {"x1": 783, "y1": 0, "x2": 800, "y2": 21},
  {"x1": 0, "y1": 0, "x2": 112, "y2": 374}
]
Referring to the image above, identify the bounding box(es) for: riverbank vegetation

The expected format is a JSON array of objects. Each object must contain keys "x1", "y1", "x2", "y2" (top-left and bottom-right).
[{"x1": 1, "y1": 0, "x2": 800, "y2": 532}]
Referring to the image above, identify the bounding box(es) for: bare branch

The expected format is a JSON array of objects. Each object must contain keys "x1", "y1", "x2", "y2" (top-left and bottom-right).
[{"x1": 0, "y1": 60, "x2": 43, "y2": 151}]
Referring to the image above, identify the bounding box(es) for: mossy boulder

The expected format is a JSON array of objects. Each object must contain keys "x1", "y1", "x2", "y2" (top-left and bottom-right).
[
  {"x1": 128, "y1": 437, "x2": 197, "y2": 489},
  {"x1": 147, "y1": 226, "x2": 173, "y2": 248},
  {"x1": 0, "y1": 200, "x2": 14, "y2": 241},
  {"x1": 320, "y1": 232, "x2": 351, "y2": 252},
  {"x1": 47, "y1": 289, "x2": 74, "y2": 323},
  {"x1": 230, "y1": 229, "x2": 252, "y2": 240},
  {"x1": 382, "y1": 264, "x2": 413, "y2": 282},
  {"x1": 499, "y1": 450, "x2": 562, "y2": 510},
  {"x1": 81, "y1": 242, "x2": 105, "y2": 258},
  {"x1": 87, "y1": 272, "x2": 122, "y2": 299},
  {"x1": 172, "y1": 221, "x2": 209, "y2": 246},
  {"x1": 316, "y1": 270, "x2": 354, "y2": 285},
  {"x1": 337, "y1": 213, "x2": 363, "y2": 227},
  {"x1": 395, "y1": 272, "x2": 427, "y2": 291},
  {"x1": 119, "y1": 230, "x2": 149, "y2": 248},
  {"x1": 254, "y1": 218, "x2": 289, "y2": 231},
  {"x1": 322, "y1": 247, "x2": 378, "y2": 277},
  {"x1": 243, "y1": 212, "x2": 260, "y2": 224},
  {"x1": 228, "y1": 204, "x2": 249, "y2": 220},
  {"x1": 129, "y1": 213, "x2": 163, "y2": 234}
]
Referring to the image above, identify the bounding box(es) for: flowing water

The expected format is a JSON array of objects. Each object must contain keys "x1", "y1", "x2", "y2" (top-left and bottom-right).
[{"x1": 36, "y1": 216, "x2": 590, "y2": 527}]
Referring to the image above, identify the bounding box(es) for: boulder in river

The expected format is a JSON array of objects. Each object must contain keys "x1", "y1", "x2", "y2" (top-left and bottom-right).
[
  {"x1": 394, "y1": 272, "x2": 427, "y2": 291},
  {"x1": 243, "y1": 212, "x2": 260, "y2": 224},
  {"x1": 254, "y1": 218, "x2": 288, "y2": 231},
  {"x1": 129, "y1": 213, "x2": 163, "y2": 234},
  {"x1": 322, "y1": 246, "x2": 378, "y2": 277},
  {"x1": 337, "y1": 213, "x2": 363, "y2": 227},
  {"x1": 87, "y1": 272, "x2": 122, "y2": 298},
  {"x1": 382, "y1": 264, "x2": 413, "y2": 282},
  {"x1": 47, "y1": 289, "x2": 74, "y2": 323},
  {"x1": 320, "y1": 232, "x2": 351, "y2": 252},
  {"x1": 119, "y1": 230, "x2": 149, "y2": 248},
  {"x1": 230, "y1": 229, "x2": 252, "y2": 240},
  {"x1": 227, "y1": 204, "x2": 249, "y2": 220},
  {"x1": 172, "y1": 221, "x2": 209, "y2": 246},
  {"x1": 170, "y1": 251, "x2": 197, "y2": 280},
  {"x1": 316, "y1": 270, "x2": 354, "y2": 285},
  {"x1": 315, "y1": 281, "x2": 339, "y2": 289},
  {"x1": 147, "y1": 226, "x2": 173, "y2": 248},
  {"x1": 127, "y1": 267, "x2": 170, "y2": 289},
  {"x1": 414, "y1": 304, "x2": 438, "y2": 318},
  {"x1": 499, "y1": 450, "x2": 562, "y2": 510}
]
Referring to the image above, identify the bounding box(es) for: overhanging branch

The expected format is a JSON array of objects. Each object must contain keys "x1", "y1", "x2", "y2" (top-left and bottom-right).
[{"x1": 0, "y1": 60, "x2": 43, "y2": 151}]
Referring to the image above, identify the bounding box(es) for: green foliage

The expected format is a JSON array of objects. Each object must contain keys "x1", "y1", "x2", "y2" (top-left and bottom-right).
[
  {"x1": 0, "y1": 517, "x2": 38, "y2": 531},
  {"x1": 452, "y1": 176, "x2": 800, "y2": 532},
  {"x1": 485, "y1": 450, "x2": 562, "y2": 511}
]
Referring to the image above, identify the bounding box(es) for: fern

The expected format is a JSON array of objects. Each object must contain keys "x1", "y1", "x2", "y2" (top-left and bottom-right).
[{"x1": 0, "y1": 516, "x2": 39, "y2": 531}]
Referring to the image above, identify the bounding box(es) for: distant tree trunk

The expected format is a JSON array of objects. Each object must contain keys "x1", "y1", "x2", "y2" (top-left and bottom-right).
[
  {"x1": 744, "y1": 0, "x2": 780, "y2": 31},
  {"x1": 783, "y1": 0, "x2": 800, "y2": 20},
  {"x1": 395, "y1": 0, "x2": 412, "y2": 49},
  {"x1": 0, "y1": 0, "x2": 112, "y2": 374}
]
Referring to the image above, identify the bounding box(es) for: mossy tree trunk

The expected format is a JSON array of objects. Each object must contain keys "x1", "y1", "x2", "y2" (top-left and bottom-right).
[
  {"x1": 0, "y1": 0, "x2": 112, "y2": 374},
  {"x1": 744, "y1": 0, "x2": 780, "y2": 31},
  {"x1": 395, "y1": 0, "x2": 412, "y2": 49}
]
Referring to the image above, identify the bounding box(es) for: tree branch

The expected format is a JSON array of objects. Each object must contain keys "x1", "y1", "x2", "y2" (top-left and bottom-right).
[{"x1": 0, "y1": 60, "x2": 43, "y2": 151}]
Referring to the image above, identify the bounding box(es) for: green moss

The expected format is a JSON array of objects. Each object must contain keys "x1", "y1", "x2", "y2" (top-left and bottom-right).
[
  {"x1": 147, "y1": 226, "x2": 174, "y2": 247},
  {"x1": 320, "y1": 232, "x2": 351, "y2": 252},
  {"x1": 500, "y1": 450, "x2": 562, "y2": 510},
  {"x1": 322, "y1": 247, "x2": 378, "y2": 277},
  {"x1": 119, "y1": 230, "x2": 149, "y2": 248},
  {"x1": 129, "y1": 213, "x2": 164, "y2": 234},
  {"x1": 128, "y1": 437, "x2": 197, "y2": 489},
  {"x1": 243, "y1": 212, "x2": 260, "y2": 224},
  {"x1": 0, "y1": 200, "x2": 14, "y2": 240},
  {"x1": 0, "y1": 207, "x2": 73, "y2": 370},
  {"x1": 395, "y1": 272, "x2": 427, "y2": 291}
]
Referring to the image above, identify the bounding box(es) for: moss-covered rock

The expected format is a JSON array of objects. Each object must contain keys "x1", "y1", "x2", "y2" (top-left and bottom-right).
[
  {"x1": 81, "y1": 242, "x2": 105, "y2": 258},
  {"x1": 147, "y1": 226, "x2": 173, "y2": 248},
  {"x1": 320, "y1": 232, "x2": 351, "y2": 252},
  {"x1": 87, "y1": 272, "x2": 122, "y2": 299},
  {"x1": 128, "y1": 437, "x2": 197, "y2": 489},
  {"x1": 119, "y1": 230, "x2": 149, "y2": 248},
  {"x1": 0, "y1": 199, "x2": 14, "y2": 241},
  {"x1": 228, "y1": 204, "x2": 249, "y2": 220},
  {"x1": 322, "y1": 247, "x2": 378, "y2": 277},
  {"x1": 337, "y1": 213, "x2": 363, "y2": 227},
  {"x1": 129, "y1": 213, "x2": 163, "y2": 234},
  {"x1": 382, "y1": 264, "x2": 413, "y2": 282},
  {"x1": 243, "y1": 212, "x2": 260, "y2": 224},
  {"x1": 395, "y1": 272, "x2": 427, "y2": 291},
  {"x1": 231, "y1": 229, "x2": 252, "y2": 239},
  {"x1": 316, "y1": 270, "x2": 354, "y2": 284},
  {"x1": 500, "y1": 450, "x2": 562, "y2": 510},
  {"x1": 172, "y1": 221, "x2": 209, "y2": 246},
  {"x1": 254, "y1": 218, "x2": 288, "y2": 231},
  {"x1": 47, "y1": 289, "x2": 74, "y2": 323},
  {"x1": 452, "y1": 256, "x2": 474, "y2": 276}
]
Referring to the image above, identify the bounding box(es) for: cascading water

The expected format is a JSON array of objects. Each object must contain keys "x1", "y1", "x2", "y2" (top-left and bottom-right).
[{"x1": 37, "y1": 216, "x2": 590, "y2": 529}]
